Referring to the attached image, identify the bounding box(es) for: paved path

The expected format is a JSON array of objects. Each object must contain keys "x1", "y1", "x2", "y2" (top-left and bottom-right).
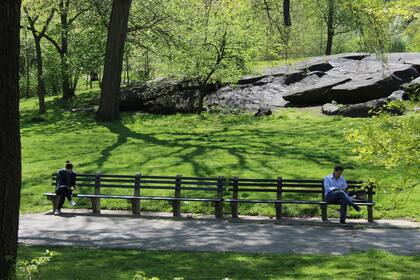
[{"x1": 19, "y1": 210, "x2": 420, "y2": 255}]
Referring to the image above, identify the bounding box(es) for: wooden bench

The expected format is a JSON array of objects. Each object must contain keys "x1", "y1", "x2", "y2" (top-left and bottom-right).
[
  {"x1": 44, "y1": 173, "x2": 225, "y2": 218},
  {"x1": 225, "y1": 177, "x2": 376, "y2": 222}
]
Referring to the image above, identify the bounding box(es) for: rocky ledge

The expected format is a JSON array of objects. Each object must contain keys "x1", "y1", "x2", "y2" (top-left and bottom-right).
[{"x1": 120, "y1": 52, "x2": 420, "y2": 116}]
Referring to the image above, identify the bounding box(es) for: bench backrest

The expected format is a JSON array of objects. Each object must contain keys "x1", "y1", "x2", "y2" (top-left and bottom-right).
[
  {"x1": 229, "y1": 177, "x2": 374, "y2": 201},
  {"x1": 51, "y1": 173, "x2": 225, "y2": 198}
]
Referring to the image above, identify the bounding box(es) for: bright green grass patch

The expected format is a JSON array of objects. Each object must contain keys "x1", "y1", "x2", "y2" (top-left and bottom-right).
[
  {"x1": 18, "y1": 246, "x2": 420, "y2": 280},
  {"x1": 19, "y1": 92, "x2": 420, "y2": 219}
]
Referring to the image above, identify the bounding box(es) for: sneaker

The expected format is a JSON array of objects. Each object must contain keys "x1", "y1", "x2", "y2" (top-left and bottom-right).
[
  {"x1": 353, "y1": 204, "x2": 361, "y2": 212},
  {"x1": 54, "y1": 209, "x2": 61, "y2": 216},
  {"x1": 339, "y1": 220, "x2": 347, "y2": 225},
  {"x1": 70, "y1": 200, "x2": 77, "y2": 207}
]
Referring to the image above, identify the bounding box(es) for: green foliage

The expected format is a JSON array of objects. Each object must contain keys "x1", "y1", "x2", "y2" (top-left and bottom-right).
[
  {"x1": 346, "y1": 0, "x2": 420, "y2": 53},
  {"x1": 16, "y1": 250, "x2": 52, "y2": 280},
  {"x1": 162, "y1": 0, "x2": 262, "y2": 87},
  {"x1": 18, "y1": 0, "x2": 420, "y2": 104},
  {"x1": 133, "y1": 272, "x2": 160, "y2": 280},
  {"x1": 346, "y1": 110, "x2": 420, "y2": 204},
  {"x1": 17, "y1": 246, "x2": 420, "y2": 280}
]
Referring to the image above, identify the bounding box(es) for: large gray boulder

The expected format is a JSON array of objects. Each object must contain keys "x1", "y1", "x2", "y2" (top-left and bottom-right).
[
  {"x1": 284, "y1": 56, "x2": 419, "y2": 105},
  {"x1": 214, "y1": 53, "x2": 420, "y2": 109},
  {"x1": 119, "y1": 78, "x2": 202, "y2": 113}
]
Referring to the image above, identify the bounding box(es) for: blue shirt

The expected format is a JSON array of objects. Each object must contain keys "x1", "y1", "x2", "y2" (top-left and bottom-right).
[{"x1": 323, "y1": 173, "x2": 347, "y2": 195}]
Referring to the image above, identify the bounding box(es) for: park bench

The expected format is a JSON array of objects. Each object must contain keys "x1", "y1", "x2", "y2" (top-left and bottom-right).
[
  {"x1": 225, "y1": 177, "x2": 375, "y2": 222},
  {"x1": 44, "y1": 173, "x2": 225, "y2": 218}
]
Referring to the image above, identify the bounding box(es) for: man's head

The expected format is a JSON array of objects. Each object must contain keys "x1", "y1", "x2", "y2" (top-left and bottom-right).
[
  {"x1": 65, "y1": 160, "x2": 73, "y2": 172},
  {"x1": 333, "y1": 165, "x2": 344, "y2": 178}
]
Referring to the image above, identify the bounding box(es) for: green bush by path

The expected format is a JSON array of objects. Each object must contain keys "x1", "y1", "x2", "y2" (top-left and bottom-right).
[
  {"x1": 19, "y1": 92, "x2": 420, "y2": 219},
  {"x1": 18, "y1": 246, "x2": 420, "y2": 280}
]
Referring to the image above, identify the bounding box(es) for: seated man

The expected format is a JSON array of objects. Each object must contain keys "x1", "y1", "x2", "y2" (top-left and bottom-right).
[
  {"x1": 324, "y1": 165, "x2": 361, "y2": 224},
  {"x1": 54, "y1": 160, "x2": 77, "y2": 215}
]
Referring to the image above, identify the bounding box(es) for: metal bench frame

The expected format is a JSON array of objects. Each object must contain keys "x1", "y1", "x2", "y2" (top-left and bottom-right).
[{"x1": 45, "y1": 173, "x2": 225, "y2": 218}]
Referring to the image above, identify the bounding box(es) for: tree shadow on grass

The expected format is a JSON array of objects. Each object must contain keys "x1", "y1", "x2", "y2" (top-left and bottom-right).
[{"x1": 93, "y1": 119, "x2": 348, "y2": 178}]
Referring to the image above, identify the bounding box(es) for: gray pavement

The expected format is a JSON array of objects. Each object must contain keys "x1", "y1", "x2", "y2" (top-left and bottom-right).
[{"x1": 18, "y1": 210, "x2": 420, "y2": 255}]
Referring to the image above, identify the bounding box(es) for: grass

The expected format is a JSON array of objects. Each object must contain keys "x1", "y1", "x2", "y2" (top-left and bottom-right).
[
  {"x1": 17, "y1": 246, "x2": 420, "y2": 280},
  {"x1": 19, "y1": 90, "x2": 420, "y2": 219}
]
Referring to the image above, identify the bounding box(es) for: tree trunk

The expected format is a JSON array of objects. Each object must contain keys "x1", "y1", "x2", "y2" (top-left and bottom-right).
[
  {"x1": 0, "y1": 1, "x2": 22, "y2": 279},
  {"x1": 96, "y1": 0, "x2": 132, "y2": 122},
  {"x1": 197, "y1": 85, "x2": 207, "y2": 115},
  {"x1": 60, "y1": 0, "x2": 75, "y2": 99},
  {"x1": 24, "y1": 27, "x2": 30, "y2": 98},
  {"x1": 125, "y1": 49, "x2": 130, "y2": 85},
  {"x1": 34, "y1": 38, "x2": 46, "y2": 114},
  {"x1": 283, "y1": 0, "x2": 291, "y2": 27},
  {"x1": 144, "y1": 49, "x2": 149, "y2": 80},
  {"x1": 325, "y1": 0, "x2": 334, "y2": 55}
]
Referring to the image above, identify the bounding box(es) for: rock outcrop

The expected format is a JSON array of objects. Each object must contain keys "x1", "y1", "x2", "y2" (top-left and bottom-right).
[
  {"x1": 119, "y1": 53, "x2": 420, "y2": 114},
  {"x1": 119, "y1": 78, "x2": 201, "y2": 114}
]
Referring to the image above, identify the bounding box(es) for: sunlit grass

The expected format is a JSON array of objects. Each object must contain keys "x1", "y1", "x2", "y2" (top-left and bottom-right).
[
  {"x1": 18, "y1": 246, "x2": 420, "y2": 280},
  {"x1": 19, "y1": 91, "x2": 419, "y2": 219}
]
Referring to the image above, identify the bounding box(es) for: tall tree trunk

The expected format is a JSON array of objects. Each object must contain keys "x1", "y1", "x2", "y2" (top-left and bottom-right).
[
  {"x1": 25, "y1": 7, "x2": 54, "y2": 111},
  {"x1": 125, "y1": 49, "x2": 130, "y2": 85},
  {"x1": 34, "y1": 38, "x2": 46, "y2": 114},
  {"x1": 0, "y1": 0, "x2": 22, "y2": 279},
  {"x1": 24, "y1": 27, "x2": 30, "y2": 98},
  {"x1": 60, "y1": 0, "x2": 74, "y2": 99},
  {"x1": 325, "y1": 0, "x2": 334, "y2": 55},
  {"x1": 96, "y1": 0, "x2": 132, "y2": 122},
  {"x1": 283, "y1": 0, "x2": 291, "y2": 27}
]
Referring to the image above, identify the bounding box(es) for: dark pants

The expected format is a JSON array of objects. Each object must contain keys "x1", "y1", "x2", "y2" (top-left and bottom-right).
[
  {"x1": 55, "y1": 187, "x2": 72, "y2": 210},
  {"x1": 325, "y1": 190, "x2": 354, "y2": 222}
]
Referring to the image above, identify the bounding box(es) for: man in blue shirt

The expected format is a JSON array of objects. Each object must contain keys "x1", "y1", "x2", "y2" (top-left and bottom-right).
[{"x1": 324, "y1": 165, "x2": 361, "y2": 224}]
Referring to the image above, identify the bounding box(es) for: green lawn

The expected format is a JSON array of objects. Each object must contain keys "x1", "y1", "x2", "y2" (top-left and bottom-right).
[
  {"x1": 17, "y1": 246, "x2": 420, "y2": 280},
  {"x1": 19, "y1": 91, "x2": 420, "y2": 219}
]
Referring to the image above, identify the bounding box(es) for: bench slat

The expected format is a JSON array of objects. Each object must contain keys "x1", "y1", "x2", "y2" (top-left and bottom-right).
[
  {"x1": 44, "y1": 192, "x2": 221, "y2": 201},
  {"x1": 225, "y1": 198, "x2": 375, "y2": 205}
]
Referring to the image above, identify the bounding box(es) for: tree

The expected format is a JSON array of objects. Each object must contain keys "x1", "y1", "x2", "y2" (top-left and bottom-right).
[
  {"x1": 96, "y1": 0, "x2": 132, "y2": 121},
  {"x1": 346, "y1": 109, "x2": 419, "y2": 202},
  {"x1": 0, "y1": 0, "x2": 22, "y2": 278},
  {"x1": 261, "y1": 0, "x2": 292, "y2": 60},
  {"x1": 347, "y1": 0, "x2": 420, "y2": 54},
  {"x1": 42, "y1": 0, "x2": 88, "y2": 100},
  {"x1": 163, "y1": 0, "x2": 260, "y2": 113},
  {"x1": 23, "y1": 3, "x2": 55, "y2": 113}
]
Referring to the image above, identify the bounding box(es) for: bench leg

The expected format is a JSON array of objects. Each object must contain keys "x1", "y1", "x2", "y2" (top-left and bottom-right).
[
  {"x1": 173, "y1": 201, "x2": 181, "y2": 217},
  {"x1": 48, "y1": 196, "x2": 57, "y2": 212},
  {"x1": 231, "y1": 202, "x2": 238, "y2": 219},
  {"x1": 215, "y1": 202, "x2": 224, "y2": 219},
  {"x1": 131, "y1": 199, "x2": 141, "y2": 216},
  {"x1": 275, "y1": 203, "x2": 282, "y2": 219},
  {"x1": 91, "y1": 197, "x2": 101, "y2": 215},
  {"x1": 321, "y1": 205, "x2": 328, "y2": 222},
  {"x1": 367, "y1": 205, "x2": 373, "y2": 223}
]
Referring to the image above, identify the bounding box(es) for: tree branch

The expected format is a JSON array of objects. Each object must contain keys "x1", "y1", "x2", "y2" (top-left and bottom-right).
[{"x1": 42, "y1": 33, "x2": 62, "y2": 54}]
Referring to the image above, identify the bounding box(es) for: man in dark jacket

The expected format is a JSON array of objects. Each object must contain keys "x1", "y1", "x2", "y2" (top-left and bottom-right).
[{"x1": 54, "y1": 161, "x2": 77, "y2": 215}]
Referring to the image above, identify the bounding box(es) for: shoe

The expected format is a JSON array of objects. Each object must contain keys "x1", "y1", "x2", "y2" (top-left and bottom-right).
[
  {"x1": 54, "y1": 209, "x2": 61, "y2": 216},
  {"x1": 339, "y1": 220, "x2": 347, "y2": 224},
  {"x1": 70, "y1": 200, "x2": 77, "y2": 207},
  {"x1": 353, "y1": 204, "x2": 361, "y2": 212}
]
